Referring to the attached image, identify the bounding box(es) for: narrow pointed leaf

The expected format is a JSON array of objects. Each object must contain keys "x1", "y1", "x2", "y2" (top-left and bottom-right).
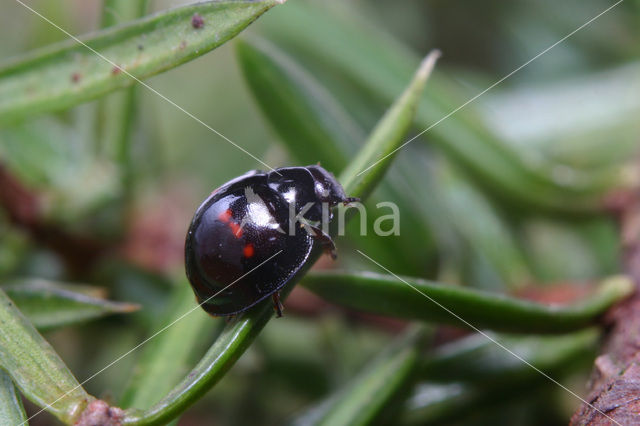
[
  {"x1": 401, "y1": 381, "x2": 546, "y2": 426},
  {"x1": 292, "y1": 328, "x2": 427, "y2": 426},
  {"x1": 2, "y1": 280, "x2": 139, "y2": 330},
  {"x1": 339, "y1": 50, "x2": 440, "y2": 200},
  {"x1": 0, "y1": 0, "x2": 285, "y2": 123},
  {"x1": 420, "y1": 329, "x2": 598, "y2": 383},
  {"x1": 0, "y1": 289, "x2": 92, "y2": 424},
  {"x1": 236, "y1": 37, "x2": 358, "y2": 173},
  {"x1": 302, "y1": 272, "x2": 633, "y2": 333},
  {"x1": 0, "y1": 370, "x2": 27, "y2": 425},
  {"x1": 402, "y1": 331, "x2": 597, "y2": 425}
]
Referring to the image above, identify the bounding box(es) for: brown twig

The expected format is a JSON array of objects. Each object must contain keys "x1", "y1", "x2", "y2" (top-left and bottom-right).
[{"x1": 570, "y1": 192, "x2": 640, "y2": 425}]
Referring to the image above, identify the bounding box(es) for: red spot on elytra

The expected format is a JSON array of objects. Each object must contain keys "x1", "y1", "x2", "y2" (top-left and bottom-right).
[
  {"x1": 112, "y1": 65, "x2": 122, "y2": 75},
  {"x1": 229, "y1": 222, "x2": 243, "y2": 238},
  {"x1": 218, "y1": 209, "x2": 232, "y2": 223},
  {"x1": 243, "y1": 244, "x2": 254, "y2": 258}
]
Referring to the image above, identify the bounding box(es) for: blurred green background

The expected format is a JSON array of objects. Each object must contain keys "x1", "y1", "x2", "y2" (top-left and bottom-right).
[{"x1": 0, "y1": 0, "x2": 638, "y2": 425}]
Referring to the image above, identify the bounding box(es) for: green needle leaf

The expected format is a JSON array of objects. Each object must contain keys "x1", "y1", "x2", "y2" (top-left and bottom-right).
[
  {"x1": 420, "y1": 329, "x2": 598, "y2": 383},
  {"x1": 236, "y1": 37, "x2": 357, "y2": 173},
  {"x1": 339, "y1": 50, "x2": 440, "y2": 200},
  {"x1": 0, "y1": 289, "x2": 92, "y2": 424},
  {"x1": 292, "y1": 328, "x2": 427, "y2": 426},
  {"x1": 0, "y1": 0, "x2": 285, "y2": 124},
  {"x1": 402, "y1": 330, "x2": 598, "y2": 425},
  {"x1": 2, "y1": 280, "x2": 139, "y2": 331},
  {"x1": 302, "y1": 272, "x2": 633, "y2": 334},
  {"x1": 0, "y1": 369, "x2": 27, "y2": 426}
]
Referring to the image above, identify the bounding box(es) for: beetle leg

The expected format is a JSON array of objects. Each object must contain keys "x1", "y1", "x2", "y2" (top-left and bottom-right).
[
  {"x1": 307, "y1": 225, "x2": 337, "y2": 259},
  {"x1": 342, "y1": 197, "x2": 360, "y2": 205},
  {"x1": 272, "y1": 292, "x2": 284, "y2": 318}
]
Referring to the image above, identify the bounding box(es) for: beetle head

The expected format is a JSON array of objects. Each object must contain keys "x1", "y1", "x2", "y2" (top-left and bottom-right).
[{"x1": 306, "y1": 165, "x2": 347, "y2": 206}]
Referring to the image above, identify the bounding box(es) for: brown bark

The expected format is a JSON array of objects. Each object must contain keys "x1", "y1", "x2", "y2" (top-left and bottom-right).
[{"x1": 570, "y1": 194, "x2": 640, "y2": 425}]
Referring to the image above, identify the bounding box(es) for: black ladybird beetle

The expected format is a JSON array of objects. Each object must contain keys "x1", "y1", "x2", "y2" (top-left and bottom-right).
[{"x1": 185, "y1": 165, "x2": 356, "y2": 317}]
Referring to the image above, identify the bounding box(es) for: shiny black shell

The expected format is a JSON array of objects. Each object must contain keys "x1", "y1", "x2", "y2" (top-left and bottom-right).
[{"x1": 184, "y1": 166, "x2": 348, "y2": 316}]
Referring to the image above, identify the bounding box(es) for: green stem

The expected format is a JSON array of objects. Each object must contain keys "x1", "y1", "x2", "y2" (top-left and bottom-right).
[
  {"x1": 122, "y1": 295, "x2": 275, "y2": 425},
  {"x1": 119, "y1": 282, "x2": 220, "y2": 410}
]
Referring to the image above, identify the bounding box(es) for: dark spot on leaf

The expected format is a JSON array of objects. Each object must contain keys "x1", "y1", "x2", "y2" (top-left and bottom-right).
[
  {"x1": 137, "y1": 44, "x2": 144, "y2": 51},
  {"x1": 71, "y1": 72, "x2": 81, "y2": 83},
  {"x1": 191, "y1": 13, "x2": 204, "y2": 29},
  {"x1": 180, "y1": 40, "x2": 187, "y2": 50}
]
